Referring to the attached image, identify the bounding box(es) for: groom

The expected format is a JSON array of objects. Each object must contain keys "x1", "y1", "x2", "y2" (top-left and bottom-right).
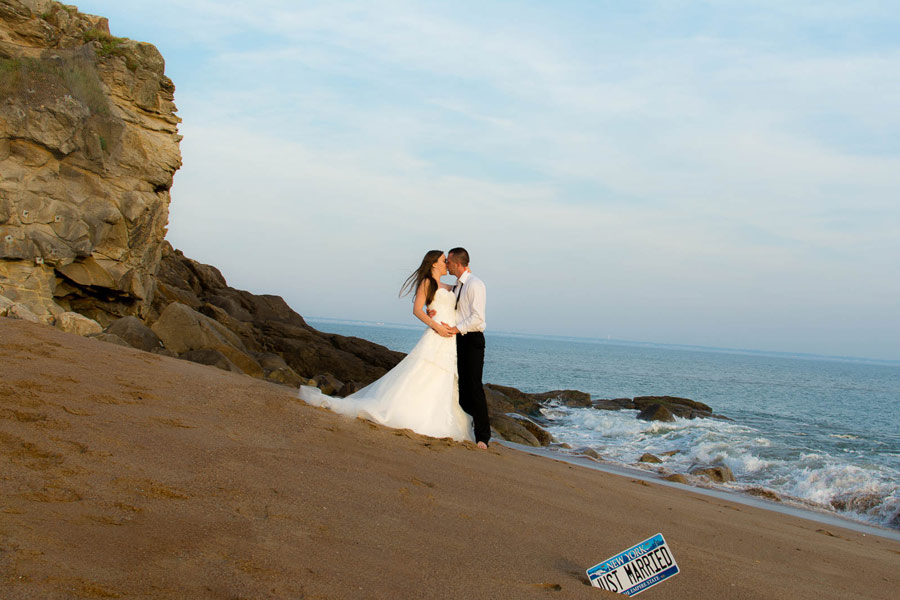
[{"x1": 443, "y1": 247, "x2": 490, "y2": 449}]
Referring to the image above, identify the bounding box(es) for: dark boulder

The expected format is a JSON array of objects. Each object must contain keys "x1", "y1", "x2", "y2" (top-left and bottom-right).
[
  {"x1": 483, "y1": 384, "x2": 592, "y2": 415},
  {"x1": 484, "y1": 384, "x2": 544, "y2": 415},
  {"x1": 491, "y1": 414, "x2": 540, "y2": 446},
  {"x1": 200, "y1": 302, "x2": 257, "y2": 344},
  {"x1": 507, "y1": 414, "x2": 553, "y2": 446},
  {"x1": 337, "y1": 381, "x2": 363, "y2": 397},
  {"x1": 256, "y1": 352, "x2": 290, "y2": 371},
  {"x1": 830, "y1": 492, "x2": 884, "y2": 513},
  {"x1": 663, "y1": 474, "x2": 689, "y2": 484},
  {"x1": 180, "y1": 348, "x2": 243, "y2": 374},
  {"x1": 484, "y1": 385, "x2": 516, "y2": 415},
  {"x1": 311, "y1": 373, "x2": 343, "y2": 396},
  {"x1": 574, "y1": 446, "x2": 602, "y2": 460},
  {"x1": 531, "y1": 389, "x2": 592, "y2": 408},
  {"x1": 745, "y1": 487, "x2": 781, "y2": 502},
  {"x1": 266, "y1": 367, "x2": 307, "y2": 388},
  {"x1": 634, "y1": 396, "x2": 713, "y2": 419},
  {"x1": 590, "y1": 395, "x2": 728, "y2": 421},
  {"x1": 639, "y1": 453, "x2": 662, "y2": 464},
  {"x1": 90, "y1": 332, "x2": 133, "y2": 348},
  {"x1": 151, "y1": 302, "x2": 263, "y2": 377},
  {"x1": 637, "y1": 404, "x2": 675, "y2": 422},
  {"x1": 690, "y1": 465, "x2": 735, "y2": 483},
  {"x1": 105, "y1": 316, "x2": 162, "y2": 352},
  {"x1": 591, "y1": 398, "x2": 635, "y2": 411}
]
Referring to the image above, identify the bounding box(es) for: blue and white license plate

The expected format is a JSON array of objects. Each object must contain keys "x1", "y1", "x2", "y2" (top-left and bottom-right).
[{"x1": 586, "y1": 533, "x2": 680, "y2": 596}]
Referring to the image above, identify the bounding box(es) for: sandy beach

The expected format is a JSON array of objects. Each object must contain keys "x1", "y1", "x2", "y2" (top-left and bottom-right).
[{"x1": 2, "y1": 317, "x2": 898, "y2": 599}]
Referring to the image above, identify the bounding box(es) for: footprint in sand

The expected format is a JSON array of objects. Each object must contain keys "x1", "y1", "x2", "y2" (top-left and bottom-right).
[
  {"x1": 529, "y1": 582, "x2": 563, "y2": 591},
  {"x1": 151, "y1": 417, "x2": 195, "y2": 428},
  {"x1": 4, "y1": 435, "x2": 65, "y2": 471},
  {"x1": 115, "y1": 477, "x2": 191, "y2": 500},
  {"x1": 26, "y1": 486, "x2": 82, "y2": 503},
  {"x1": 2, "y1": 408, "x2": 49, "y2": 423}
]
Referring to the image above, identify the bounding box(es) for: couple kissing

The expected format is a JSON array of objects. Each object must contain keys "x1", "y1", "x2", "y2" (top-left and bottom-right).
[{"x1": 299, "y1": 247, "x2": 490, "y2": 448}]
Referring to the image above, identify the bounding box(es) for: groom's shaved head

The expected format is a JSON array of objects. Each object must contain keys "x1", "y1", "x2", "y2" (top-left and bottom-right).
[{"x1": 448, "y1": 247, "x2": 469, "y2": 266}]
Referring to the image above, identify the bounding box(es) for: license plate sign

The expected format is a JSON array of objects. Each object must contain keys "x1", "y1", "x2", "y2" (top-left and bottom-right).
[{"x1": 586, "y1": 533, "x2": 679, "y2": 596}]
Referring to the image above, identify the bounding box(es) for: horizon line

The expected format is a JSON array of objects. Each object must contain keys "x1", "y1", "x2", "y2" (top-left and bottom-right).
[{"x1": 305, "y1": 316, "x2": 900, "y2": 367}]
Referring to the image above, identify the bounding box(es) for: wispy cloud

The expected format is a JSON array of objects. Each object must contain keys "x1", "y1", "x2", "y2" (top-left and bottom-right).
[{"x1": 80, "y1": 0, "x2": 900, "y2": 359}]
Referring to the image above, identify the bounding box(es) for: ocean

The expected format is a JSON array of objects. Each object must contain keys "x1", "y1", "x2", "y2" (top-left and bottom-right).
[{"x1": 307, "y1": 318, "x2": 900, "y2": 532}]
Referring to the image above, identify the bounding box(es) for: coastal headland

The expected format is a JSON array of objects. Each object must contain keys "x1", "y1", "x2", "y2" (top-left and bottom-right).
[{"x1": 2, "y1": 317, "x2": 899, "y2": 599}]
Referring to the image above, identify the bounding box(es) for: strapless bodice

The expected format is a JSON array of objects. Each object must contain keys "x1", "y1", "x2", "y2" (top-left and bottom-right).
[{"x1": 429, "y1": 288, "x2": 457, "y2": 326}]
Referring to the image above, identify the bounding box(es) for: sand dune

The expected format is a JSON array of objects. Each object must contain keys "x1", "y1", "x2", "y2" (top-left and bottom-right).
[{"x1": 1, "y1": 317, "x2": 898, "y2": 599}]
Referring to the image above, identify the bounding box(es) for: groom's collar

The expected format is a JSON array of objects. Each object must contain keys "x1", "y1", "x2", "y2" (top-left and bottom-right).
[{"x1": 457, "y1": 269, "x2": 471, "y2": 285}]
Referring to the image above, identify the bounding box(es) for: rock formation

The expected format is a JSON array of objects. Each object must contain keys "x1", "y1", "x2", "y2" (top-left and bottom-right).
[
  {"x1": 147, "y1": 242, "x2": 405, "y2": 387},
  {"x1": 1, "y1": 0, "x2": 181, "y2": 323},
  {"x1": 591, "y1": 395, "x2": 729, "y2": 420},
  {"x1": 639, "y1": 453, "x2": 663, "y2": 464},
  {"x1": 689, "y1": 464, "x2": 735, "y2": 483}
]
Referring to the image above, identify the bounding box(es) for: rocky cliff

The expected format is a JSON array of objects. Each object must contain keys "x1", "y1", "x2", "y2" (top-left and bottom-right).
[{"x1": 0, "y1": 0, "x2": 180, "y2": 323}]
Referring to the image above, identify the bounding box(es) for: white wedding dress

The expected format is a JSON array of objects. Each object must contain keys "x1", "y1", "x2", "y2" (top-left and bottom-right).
[{"x1": 298, "y1": 288, "x2": 475, "y2": 442}]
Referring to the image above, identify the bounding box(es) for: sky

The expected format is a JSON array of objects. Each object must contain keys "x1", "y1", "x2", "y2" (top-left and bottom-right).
[{"x1": 76, "y1": 1, "x2": 900, "y2": 361}]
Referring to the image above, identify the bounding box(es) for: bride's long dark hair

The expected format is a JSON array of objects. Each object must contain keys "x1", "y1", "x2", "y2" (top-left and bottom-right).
[{"x1": 400, "y1": 250, "x2": 443, "y2": 306}]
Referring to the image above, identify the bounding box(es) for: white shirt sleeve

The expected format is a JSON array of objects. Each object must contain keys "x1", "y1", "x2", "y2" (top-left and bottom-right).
[{"x1": 457, "y1": 278, "x2": 486, "y2": 335}]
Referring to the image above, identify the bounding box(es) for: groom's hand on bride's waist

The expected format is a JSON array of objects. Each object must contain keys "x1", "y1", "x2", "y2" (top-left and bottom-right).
[
  {"x1": 432, "y1": 321, "x2": 454, "y2": 337},
  {"x1": 426, "y1": 309, "x2": 437, "y2": 318}
]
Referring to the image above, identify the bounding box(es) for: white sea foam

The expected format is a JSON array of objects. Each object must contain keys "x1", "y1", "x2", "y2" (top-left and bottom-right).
[{"x1": 540, "y1": 402, "x2": 900, "y2": 530}]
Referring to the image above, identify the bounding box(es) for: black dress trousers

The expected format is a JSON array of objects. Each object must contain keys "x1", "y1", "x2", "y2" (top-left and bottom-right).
[{"x1": 456, "y1": 331, "x2": 490, "y2": 444}]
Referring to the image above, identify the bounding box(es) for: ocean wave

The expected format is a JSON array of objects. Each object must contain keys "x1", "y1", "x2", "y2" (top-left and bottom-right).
[{"x1": 541, "y1": 403, "x2": 900, "y2": 530}]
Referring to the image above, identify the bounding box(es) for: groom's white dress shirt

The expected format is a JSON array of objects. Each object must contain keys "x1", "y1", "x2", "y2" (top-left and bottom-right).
[{"x1": 454, "y1": 270, "x2": 486, "y2": 335}]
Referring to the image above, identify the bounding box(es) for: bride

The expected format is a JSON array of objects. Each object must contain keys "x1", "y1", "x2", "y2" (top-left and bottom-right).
[{"x1": 298, "y1": 250, "x2": 475, "y2": 442}]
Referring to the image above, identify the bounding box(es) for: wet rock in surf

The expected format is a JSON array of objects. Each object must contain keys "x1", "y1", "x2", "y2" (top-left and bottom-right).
[
  {"x1": 639, "y1": 453, "x2": 663, "y2": 464},
  {"x1": 690, "y1": 465, "x2": 735, "y2": 483},
  {"x1": 574, "y1": 447, "x2": 602, "y2": 460},
  {"x1": 634, "y1": 396, "x2": 713, "y2": 419},
  {"x1": 532, "y1": 389, "x2": 592, "y2": 408},
  {"x1": 830, "y1": 492, "x2": 886, "y2": 514},
  {"x1": 591, "y1": 398, "x2": 636, "y2": 411},
  {"x1": 507, "y1": 414, "x2": 553, "y2": 446},
  {"x1": 745, "y1": 487, "x2": 781, "y2": 502},
  {"x1": 663, "y1": 474, "x2": 689, "y2": 484},
  {"x1": 637, "y1": 404, "x2": 675, "y2": 422}
]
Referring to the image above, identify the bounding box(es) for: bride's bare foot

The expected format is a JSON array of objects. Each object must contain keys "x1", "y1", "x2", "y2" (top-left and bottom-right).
[{"x1": 477, "y1": 441, "x2": 488, "y2": 450}]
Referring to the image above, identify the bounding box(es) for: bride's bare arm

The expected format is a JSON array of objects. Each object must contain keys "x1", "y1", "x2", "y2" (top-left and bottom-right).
[
  {"x1": 426, "y1": 283, "x2": 450, "y2": 318},
  {"x1": 414, "y1": 280, "x2": 452, "y2": 337}
]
